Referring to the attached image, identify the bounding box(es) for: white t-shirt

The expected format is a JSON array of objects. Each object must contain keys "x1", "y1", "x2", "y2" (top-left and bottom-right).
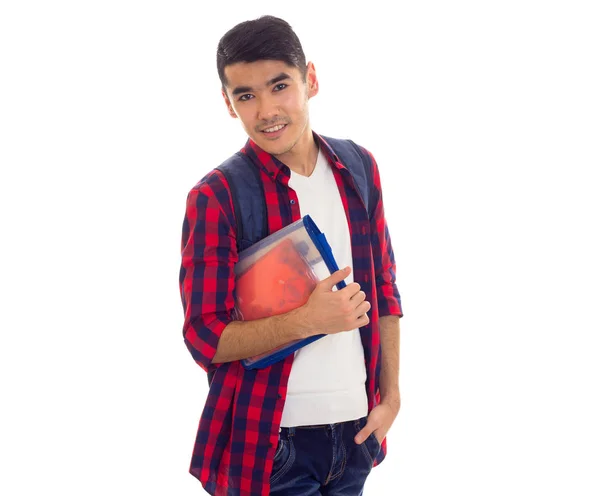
[{"x1": 279, "y1": 145, "x2": 368, "y2": 427}]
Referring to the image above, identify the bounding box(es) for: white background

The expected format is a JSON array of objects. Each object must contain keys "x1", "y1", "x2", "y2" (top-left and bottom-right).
[{"x1": 1, "y1": 1, "x2": 599, "y2": 495}]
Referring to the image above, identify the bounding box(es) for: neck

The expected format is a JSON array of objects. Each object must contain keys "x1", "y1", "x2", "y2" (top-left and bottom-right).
[{"x1": 273, "y1": 125, "x2": 319, "y2": 177}]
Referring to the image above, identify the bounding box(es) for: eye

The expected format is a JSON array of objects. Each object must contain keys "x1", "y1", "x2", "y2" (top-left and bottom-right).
[
  {"x1": 274, "y1": 83, "x2": 288, "y2": 91},
  {"x1": 238, "y1": 94, "x2": 253, "y2": 102}
]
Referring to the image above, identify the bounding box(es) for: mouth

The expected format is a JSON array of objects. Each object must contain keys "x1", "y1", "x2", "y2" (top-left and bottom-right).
[{"x1": 260, "y1": 123, "x2": 288, "y2": 139}]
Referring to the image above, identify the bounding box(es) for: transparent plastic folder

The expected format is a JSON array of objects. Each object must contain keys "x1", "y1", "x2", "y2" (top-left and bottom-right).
[{"x1": 233, "y1": 215, "x2": 347, "y2": 370}]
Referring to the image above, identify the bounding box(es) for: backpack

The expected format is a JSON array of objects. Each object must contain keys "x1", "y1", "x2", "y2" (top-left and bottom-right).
[{"x1": 216, "y1": 135, "x2": 373, "y2": 253}]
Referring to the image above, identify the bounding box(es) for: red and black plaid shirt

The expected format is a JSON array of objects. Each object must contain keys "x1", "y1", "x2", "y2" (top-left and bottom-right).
[{"x1": 179, "y1": 131, "x2": 403, "y2": 495}]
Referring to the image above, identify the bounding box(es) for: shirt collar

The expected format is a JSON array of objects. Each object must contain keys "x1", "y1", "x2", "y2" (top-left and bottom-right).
[{"x1": 242, "y1": 130, "x2": 345, "y2": 182}]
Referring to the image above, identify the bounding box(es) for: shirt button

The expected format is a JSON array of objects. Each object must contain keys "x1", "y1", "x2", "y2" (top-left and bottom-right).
[
  {"x1": 277, "y1": 393, "x2": 282, "y2": 399},
  {"x1": 290, "y1": 200, "x2": 296, "y2": 205}
]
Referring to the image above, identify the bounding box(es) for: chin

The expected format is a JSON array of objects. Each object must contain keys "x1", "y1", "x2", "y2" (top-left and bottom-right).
[
  {"x1": 257, "y1": 136, "x2": 292, "y2": 156},
  {"x1": 262, "y1": 143, "x2": 286, "y2": 155}
]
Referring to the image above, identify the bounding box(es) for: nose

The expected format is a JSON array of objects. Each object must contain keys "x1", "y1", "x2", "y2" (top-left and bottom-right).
[{"x1": 256, "y1": 94, "x2": 279, "y2": 122}]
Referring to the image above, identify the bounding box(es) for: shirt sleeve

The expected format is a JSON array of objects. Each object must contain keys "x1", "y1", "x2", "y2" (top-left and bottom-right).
[
  {"x1": 362, "y1": 147, "x2": 404, "y2": 318},
  {"x1": 179, "y1": 171, "x2": 238, "y2": 373}
]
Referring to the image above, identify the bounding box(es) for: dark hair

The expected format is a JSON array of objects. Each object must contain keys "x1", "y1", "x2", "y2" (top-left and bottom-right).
[{"x1": 217, "y1": 15, "x2": 307, "y2": 91}]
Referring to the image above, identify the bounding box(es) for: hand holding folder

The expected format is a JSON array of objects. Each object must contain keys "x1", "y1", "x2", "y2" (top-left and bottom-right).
[{"x1": 233, "y1": 215, "x2": 347, "y2": 369}]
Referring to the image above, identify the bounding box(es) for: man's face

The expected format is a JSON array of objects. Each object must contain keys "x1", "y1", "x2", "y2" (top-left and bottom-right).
[{"x1": 221, "y1": 60, "x2": 318, "y2": 156}]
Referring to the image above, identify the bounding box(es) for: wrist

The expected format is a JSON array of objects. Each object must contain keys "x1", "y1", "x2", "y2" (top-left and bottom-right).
[
  {"x1": 290, "y1": 305, "x2": 315, "y2": 339},
  {"x1": 381, "y1": 391, "x2": 401, "y2": 413}
]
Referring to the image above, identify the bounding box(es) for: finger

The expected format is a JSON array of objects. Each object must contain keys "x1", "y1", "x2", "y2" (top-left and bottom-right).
[
  {"x1": 320, "y1": 266, "x2": 351, "y2": 289},
  {"x1": 354, "y1": 426, "x2": 374, "y2": 445},
  {"x1": 339, "y1": 282, "x2": 361, "y2": 297},
  {"x1": 349, "y1": 290, "x2": 366, "y2": 303},
  {"x1": 354, "y1": 300, "x2": 371, "y2": 315},
  {"x1": 357, "y1": 313, "x2": 370, "y2": 327}
]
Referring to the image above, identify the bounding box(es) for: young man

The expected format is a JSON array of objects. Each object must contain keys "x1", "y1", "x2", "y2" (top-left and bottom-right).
[{"x1": 179, "y1": 15, "x2": 403, "y2": 496}]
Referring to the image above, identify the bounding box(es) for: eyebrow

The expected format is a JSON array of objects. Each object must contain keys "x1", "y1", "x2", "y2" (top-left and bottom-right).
[{"x1": 231, "y1": 72, "x2": 292, "y2": 96}]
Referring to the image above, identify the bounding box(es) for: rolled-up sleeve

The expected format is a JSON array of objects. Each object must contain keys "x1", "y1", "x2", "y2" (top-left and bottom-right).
[
  {"x1": 179, "y1": 173, "x2": 238, "y2": 373},
  {"x1": 363, "y1": 148, "x2": 403, "y2": 318}
]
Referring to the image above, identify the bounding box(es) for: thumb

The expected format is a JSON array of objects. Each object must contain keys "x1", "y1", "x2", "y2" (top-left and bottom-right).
[{"x1": 320, "y1": 266, "x2": 351, "y2": 290}]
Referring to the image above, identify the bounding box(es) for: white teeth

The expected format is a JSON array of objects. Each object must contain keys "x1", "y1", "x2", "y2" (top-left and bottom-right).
[{"x1": 263, "y1": 124, "x2": 285, "y2": 133}]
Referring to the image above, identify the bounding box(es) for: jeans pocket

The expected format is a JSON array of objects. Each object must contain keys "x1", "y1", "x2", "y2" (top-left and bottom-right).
[
  {"x1": 354, "y1": 416, "x2": 380, "y2": 465},
  {"x1": 269, "y1": 436, "x2": 295, "y2": 485},
  {"x1": 368, "y1": 431, "x2": 382, "y2": 455}
]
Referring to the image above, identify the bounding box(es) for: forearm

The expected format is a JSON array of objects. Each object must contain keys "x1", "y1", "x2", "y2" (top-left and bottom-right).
[
  {"x1": 211, "y1": 306, "x2": 313, "y2": 364},
  {"x1": 379, "y1": 315, "x2": 401, "y2": 411}
]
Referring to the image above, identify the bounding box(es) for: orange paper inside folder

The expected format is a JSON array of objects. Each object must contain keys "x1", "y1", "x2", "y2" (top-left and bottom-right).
[{"x1": 235, "y1": 238, "x2": 318, "y2": 321}]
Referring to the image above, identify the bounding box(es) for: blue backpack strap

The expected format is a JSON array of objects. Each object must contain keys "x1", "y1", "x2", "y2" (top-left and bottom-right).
[
  {"x1": 216, "y1": 137, "x2": 374, "y2": 254},
  {"x1": 216, "y1": 152, "x2": 268, "y2": 253},
  {"x1": 320, "y1": 136, "x2": 374, "y2": 219}
]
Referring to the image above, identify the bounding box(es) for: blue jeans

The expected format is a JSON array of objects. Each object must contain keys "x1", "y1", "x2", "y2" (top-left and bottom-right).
[{"x1": 269, "y1": 416, "x2": 381, "y2": 495}]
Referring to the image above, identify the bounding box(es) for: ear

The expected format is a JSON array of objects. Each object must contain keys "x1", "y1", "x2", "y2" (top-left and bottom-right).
[
  {"x1": 306, "y1": 61, "x2": 319, "y2": 99},
  {"x1": 221, "y1": 89, "x2": 238, "y2": 119}
]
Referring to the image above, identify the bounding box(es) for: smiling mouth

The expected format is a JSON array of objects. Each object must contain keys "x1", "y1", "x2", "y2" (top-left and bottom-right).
[{"x1": 261, "y1": 124, "x2": 287, "y2": 134}]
